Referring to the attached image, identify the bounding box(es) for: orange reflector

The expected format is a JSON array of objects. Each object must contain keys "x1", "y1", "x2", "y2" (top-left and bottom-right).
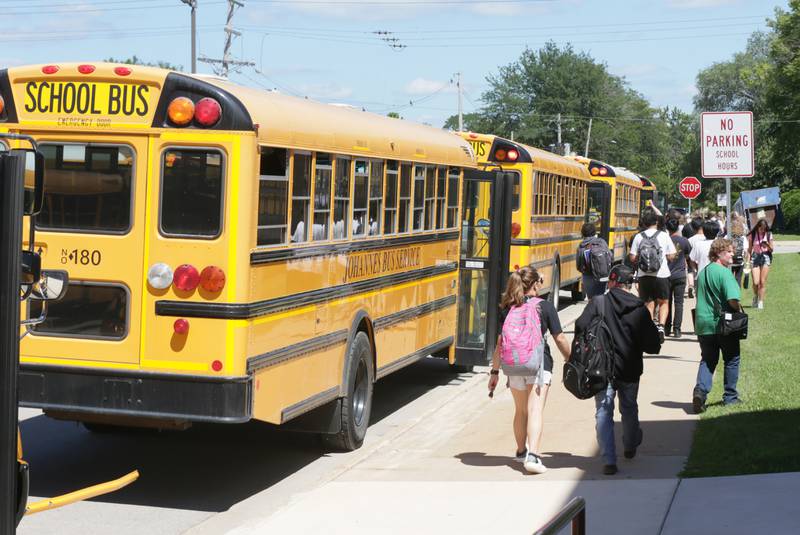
[
  {"x1": 511, "y1": 221, "x2": 522, "y2": 238},
  {"x1": 199, "y1": 265, "x2": 226, "y2": 292},
  {"x1": 77, "y1": 64, "x2": 95, "y2": 74},
  {"x1": 495, "y1": 149, "x2": 506, "y2": 161},
  {"x1": 590, "y1": 167, "x2": 600, "y2": 176},
  {"x1": 42, "y1": 65, "x2": 59, "y2": 75},
  {"x1": 167, "y1": 97, "x2": 195, "y2": 126}
]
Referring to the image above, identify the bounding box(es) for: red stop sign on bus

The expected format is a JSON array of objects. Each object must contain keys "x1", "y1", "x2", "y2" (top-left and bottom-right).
[{"x1": 679, "y1": 176, "x2": 701, "y2": 200}]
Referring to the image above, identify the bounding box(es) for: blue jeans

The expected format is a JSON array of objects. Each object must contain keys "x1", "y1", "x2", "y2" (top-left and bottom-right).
[
  {"x1": 594, "y1": 380, "x2": 641, "y2": 465},
  {"x1": 582, "y1": 275, "x2": 607, "y2": 299},
  {"x1": 695, "y1": 334, "x2": 740, "y2": 404}
]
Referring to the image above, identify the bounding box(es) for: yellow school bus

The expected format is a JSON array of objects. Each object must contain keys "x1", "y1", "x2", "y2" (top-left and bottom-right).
[
  {"x1": 459, "y1": 133, "x2": 594, "y2": 307},
  {"x1": 570, "y1": 156, "x2": 643, "y2": 263},
  {"x1": 639, "y1": 174, "x2": 667, "y2": 214},
  {"x1": 3, "y1": 62, "x2": 477, "y2": 450}
]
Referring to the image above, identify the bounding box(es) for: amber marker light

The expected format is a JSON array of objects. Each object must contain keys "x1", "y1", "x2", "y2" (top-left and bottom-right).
[
  {"x1": 167, "y1": 97, "x2": 195, "y2": 126},
  {"x1": 495, "y1": 149, "x2": 507, "y2": 161}
]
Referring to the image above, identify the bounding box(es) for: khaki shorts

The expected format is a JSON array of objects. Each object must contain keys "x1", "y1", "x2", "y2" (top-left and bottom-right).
[{"x1": 508, "y1": 370, "x2": 553, "y2": 390}]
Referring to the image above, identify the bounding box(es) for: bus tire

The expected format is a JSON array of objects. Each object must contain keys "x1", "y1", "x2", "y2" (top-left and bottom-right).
[
  {"x1": 324, "y1": 331, "x2": 374, "y2": 451},
  {"x1": 549, "y1": 263, "x2": 561, "y2": 310}
]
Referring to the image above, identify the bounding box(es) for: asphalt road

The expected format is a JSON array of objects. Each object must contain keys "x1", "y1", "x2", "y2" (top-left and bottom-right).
[{"x1": 17, "y1": 295, "x2": 585, "y2": 535}]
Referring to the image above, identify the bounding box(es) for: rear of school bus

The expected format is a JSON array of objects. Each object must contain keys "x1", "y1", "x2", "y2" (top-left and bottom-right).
[
  {"x1": 460, "y1": 133, "x2": 590, "y2": 302},
  {"x1": 5, "y1": 63, "x2": 255, "y2": 427}
]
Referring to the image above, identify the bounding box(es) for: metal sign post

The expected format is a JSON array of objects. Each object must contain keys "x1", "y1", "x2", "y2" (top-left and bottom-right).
[
  {"x1": 1, "y1": 153, "x2": 25, "y2": 534},
  {"x1": 700, "y1": 111, "x2": 755, "y2": 234}
]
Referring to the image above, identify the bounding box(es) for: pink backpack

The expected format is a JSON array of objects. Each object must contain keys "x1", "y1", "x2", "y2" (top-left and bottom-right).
[{"x1": 500, "y1": 297, "x2": 546, "y2": 383}]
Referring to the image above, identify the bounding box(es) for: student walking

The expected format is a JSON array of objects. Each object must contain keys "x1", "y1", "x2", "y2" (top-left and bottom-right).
[
  {"x1": 665, "y1": 218, "x2": 691, "y2": 338},
  {"x1": 574, "y1": 265, "x2": 662, "y2": 475},
  {"x1": 727, "y1": 219, "x2": 749, "y2": 287},
  {"x1": 488, "y1": 266, "x2": 571, "y2": 474},
  {"x1": 688, "y1": 221, "x2": 720, "y2": 275},
  {"x1": 629, "y1": 210, "x2": 676, "y2": 343},
  {"x1": 576, "y1": 222, "x2": 612, "y2": 300},
  {"x1": 748, "y1": 218, "x2": 774, "y2": 309},
  {"x1": 692, "y1": 238, "x2": 744, "y2": 413}
]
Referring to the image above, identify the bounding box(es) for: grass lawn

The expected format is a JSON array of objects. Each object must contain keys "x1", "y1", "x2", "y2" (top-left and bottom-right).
[
  {"x1": 682, "y1": 254, "x2": 800, "y2": 477},
  {"x1": 773, "y1": 233, "x2": 800, "y2": 241}
]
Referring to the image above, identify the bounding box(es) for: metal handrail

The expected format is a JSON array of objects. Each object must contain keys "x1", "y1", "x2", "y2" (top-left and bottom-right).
[{"x1": 534, "y1": 496, "x2": 586, "y2": 535}]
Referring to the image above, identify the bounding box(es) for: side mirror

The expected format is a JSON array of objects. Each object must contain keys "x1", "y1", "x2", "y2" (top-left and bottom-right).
[
  {"x1": 21, "y1": 149, "x2": 45, "y2": 216},
  {"x1": 20, "y1": 250, "x2": 41, "y2": 286},
  {"x1": 29, "y1": 270, "x2": 68, "y2": 301}
]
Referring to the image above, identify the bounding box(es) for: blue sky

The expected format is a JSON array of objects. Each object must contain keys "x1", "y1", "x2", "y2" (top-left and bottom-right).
[{"x1": 2, "y1": 0, "x2": 787, "y2": 128}]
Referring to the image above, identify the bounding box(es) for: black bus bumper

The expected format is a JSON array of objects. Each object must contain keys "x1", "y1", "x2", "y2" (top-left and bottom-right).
[{"x1": 18, "y1": 364, "x2": 252, "y2": 424}]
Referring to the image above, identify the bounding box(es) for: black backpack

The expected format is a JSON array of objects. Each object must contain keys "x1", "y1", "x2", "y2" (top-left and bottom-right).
[
  {"x1": 637, "y1": 231, "x2": 663, "y2": 273},
  {"x1": 563, "y1": 296, "x2": 616, "y2": 400},
  {"x1": 578, "y1": 237, "x2": 613, "y2": 279}
]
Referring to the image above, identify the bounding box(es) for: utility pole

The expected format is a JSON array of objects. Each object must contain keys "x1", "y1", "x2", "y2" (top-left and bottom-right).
[
  {"x1": 180, "y1": 0, "x2": 197, "y2": 73},
  {"x1": 199, "y1": 0, "x2": 254, "y2": 77},
  {"x1": 556, "y1": 112, "x2": 562, "y2": 146},
  {"x1": 455, "y1": 72, "x2": 463, "y2": 132},
  {"x1": 584, "y1": 117, "x2": 592, "y2": 157}
]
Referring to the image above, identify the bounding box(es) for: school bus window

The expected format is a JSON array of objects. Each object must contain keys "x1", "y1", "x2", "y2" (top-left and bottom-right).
[
  {"x1": 333, "y1": 156, "x2": 350, "y2": 240},
  {"x1": 435, "y1": 167, "x2": 446, "y2": 229},
  {"x1": 29, "y1": 282, "x2": 129, "y2": 340},
  {"x1": 37, "y1": 143, "x2": 134, "y2": 234},
  {"x1": 447, "y1": 167, "x2": 459, "y2": 228},
  {"x1": 161, "y1": 148, "x2": 223, "y2": 238},
  {"x1": 412, "y1": 165, "x2": 425, "y2": 231},
  {"x1": 312, "y1": 153, "x2": 332, "y2": 241},
  {"x1": 368, "y1": 159, "x2": 383, "y2": 236},
  {"x1": 511, "y1": 172, "x2": 521, "y2": 211},
  {"x1": 399, "y1": 163, "x2": 412, "y2": 233},
  {"x1": 257, "y1": 146, "x2": 288, "y2": 246},
  {"x1": 424, "y1": 165, "x2": 436, "y2": 230},
  {"x1": 291, "y1": 151, "x2": 311, "y2": 243},
  {"x1": 353, "y1": 159, "x2": 369, "y2": 238},
  {"x1": 384, "y1": 160, "x2": 398, "y2": 235}
]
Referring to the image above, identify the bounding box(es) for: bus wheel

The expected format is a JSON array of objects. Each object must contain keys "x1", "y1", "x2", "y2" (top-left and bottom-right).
[
  {"x1": 324, "y1": 331, "x2": 374, "y2": 451},
  {"x1": 549, "y1": 263, "x2": 561, "y2": 309}
]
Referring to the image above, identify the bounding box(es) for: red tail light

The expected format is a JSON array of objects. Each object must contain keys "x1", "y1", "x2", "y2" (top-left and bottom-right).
[
  {"x1": 495, "y1": 149, "x2": 507, "y2": 161},
  {"x1": 77, "y1": 64, "x2": 95, "y2": 74},
  {"x1": 507, "y1": 149, "x2": 519, "y2": 162},
  {"x1": 42, "y1": 65, "x2": 59, "y2": 75},
  {"x1": 173, "y1": 264, "x2": 200, "y2": 291},
  {"x1": 114, "y1": 66, "x2": 132, "y2": 76},
  {"x1": 511, "y1": 222, "x2": 521, "y2": 238},
  {"x1": 200, "y1": 265, "x2": 226, "y2": 292},
  {"x1": 212, "y1": 360, "x2": 223, "y2": 372},
  {"x1": 195, "y1": 97, "x2": 221, "y2": 127},
  {"x1": 174, "y1": 318, "x2": 190, "y2": 335}
]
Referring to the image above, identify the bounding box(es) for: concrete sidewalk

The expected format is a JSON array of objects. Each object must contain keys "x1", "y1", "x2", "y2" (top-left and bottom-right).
[{"x1": 208, "y1": 300, "x2": 800, "y2": 534}]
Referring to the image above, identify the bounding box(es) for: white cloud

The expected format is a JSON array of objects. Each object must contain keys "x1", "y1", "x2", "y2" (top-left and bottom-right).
[
  {"x1": 300, "y1": 82, "x2": 353, "y2": 99},
  {"x1": 666, "y1": 0, "x2": 740, "y2": 8},
  {"x1": 404, "y1": 77, "x2": 454, "y2": 95}
]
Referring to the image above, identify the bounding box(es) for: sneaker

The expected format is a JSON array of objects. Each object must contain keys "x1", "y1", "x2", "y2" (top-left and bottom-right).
[
  {"x1": 688, "y1": 287, "x2": 694, "y2": 299},
  {"x1": 692, "y1": 394, "x2": 706, "y2": 414},
  {"x1": 657, "y1": 324, "x2": 665, "y2": 344},
  {"x1": 757, "y1": 301, "x2": 764, "y2": 309},
  {"x1": 603, "y1": 464, "x2": 618, "y2": 475},
  {"x1": 514, "y1": 449, "x2": 527, "y2": 463},
  {"x1": 523, "y1": 453, "x2": 548, "y2": 474},
  {"x1": 673, "y1": 328, "x2": 682, "y2": 339},
  {"x1": 752, "y1": 295, "x2": 759, "y2": 307},
  {"x1": 724, "y1": 398, "x2": 743, "y2": 407},
  {"x1": 624, "y1": 428, "x2": 644, "y2": 459}
]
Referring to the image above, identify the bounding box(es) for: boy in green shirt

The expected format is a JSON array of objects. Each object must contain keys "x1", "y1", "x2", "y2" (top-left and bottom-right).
[{"x1": 692, "y1": 238, "x2": 743, "y2": 413}]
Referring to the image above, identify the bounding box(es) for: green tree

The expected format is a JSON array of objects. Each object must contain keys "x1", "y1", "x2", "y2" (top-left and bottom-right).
[
  {"x1": 105, "y1": 56, "x2": 182, "y2": 72},
  {"x1": 766, "y1": 0, "x2": 800, "y2": 190}
]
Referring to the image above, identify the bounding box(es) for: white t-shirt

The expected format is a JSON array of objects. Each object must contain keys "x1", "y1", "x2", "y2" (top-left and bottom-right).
[
  {"x1": 631, "y1": 228, "x2": 676, "y2": 278},
  {"x1": 690, "y1": 238, "x2": 713, "y2": 274},
  {"x1": 688, "y1": 233, "x2": 706, "y2": 249}
]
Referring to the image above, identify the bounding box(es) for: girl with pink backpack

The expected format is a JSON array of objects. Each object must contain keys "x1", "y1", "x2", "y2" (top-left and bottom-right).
[{"x1": 488, "y1": 266, "x2": 572, "y2": 473}]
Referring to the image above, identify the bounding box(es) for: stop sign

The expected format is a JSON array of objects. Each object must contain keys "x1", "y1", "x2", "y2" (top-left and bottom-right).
[{"x1": 679, "y1": 176, "x2": 701, "y2": 200}]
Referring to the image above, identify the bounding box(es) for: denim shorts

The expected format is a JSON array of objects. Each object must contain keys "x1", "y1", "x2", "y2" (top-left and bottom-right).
[
  {"x1": 751, "y1": 252, "x2": 772, "y2": 268},
  {"x1": 508, "y1": 370, "x2": 553, "y2": 389}
]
